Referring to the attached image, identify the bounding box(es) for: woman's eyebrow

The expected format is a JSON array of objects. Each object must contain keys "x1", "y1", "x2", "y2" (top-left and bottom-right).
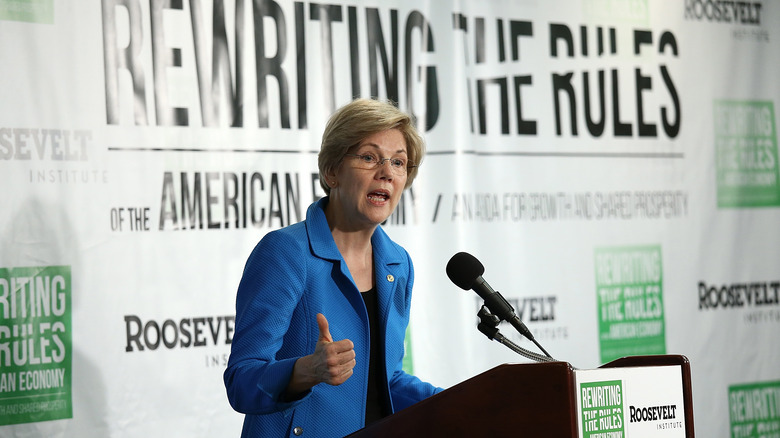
[{"x1": 357, "y1": 142, "x2": 407, "y2": 155}]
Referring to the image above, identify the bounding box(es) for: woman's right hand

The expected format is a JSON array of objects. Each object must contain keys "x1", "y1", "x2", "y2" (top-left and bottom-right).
[{"x1": 286, "y1": 313, "x2": 356, "y2": 397}]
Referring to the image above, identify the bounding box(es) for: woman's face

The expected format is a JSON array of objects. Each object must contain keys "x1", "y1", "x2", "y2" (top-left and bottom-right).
[{"x1": 329, "y1": 128, "x2": 409, "y2": 229}]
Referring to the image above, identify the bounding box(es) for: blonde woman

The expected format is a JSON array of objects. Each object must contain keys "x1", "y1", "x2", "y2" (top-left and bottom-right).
[{"x1": 224, "y1": 98, "x2": 442, "y2": 437}]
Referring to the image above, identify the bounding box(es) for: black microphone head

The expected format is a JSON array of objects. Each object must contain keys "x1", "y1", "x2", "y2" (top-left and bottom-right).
[{"x1": 446, "y1": 252, "x2": 485, "y2": 290}]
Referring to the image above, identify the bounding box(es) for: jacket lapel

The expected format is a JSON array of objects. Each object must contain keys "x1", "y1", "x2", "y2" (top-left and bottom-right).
[{"x1": 371, "y1": 227, "x2": 404, "y2": 335}]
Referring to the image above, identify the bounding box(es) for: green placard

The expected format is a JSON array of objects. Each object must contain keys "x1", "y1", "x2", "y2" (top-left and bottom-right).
[
  {"x1": 0, "y1": 266, "x2": 72, "y2": 425},
  {"x1": 581, "y1": 380, "x2": 626, "y2": 437},
  {"x1": 0, "y1": 0, "x2": 53, "y2": 24},
  {"x1": 595, "y1": 246, "x2": 666, "y2": 363},
  {"x1": 714, "y1": 100, "x2": 780, "y2": 208},
  {"x1": 729, "y1": 380, "x2": 780, "y2": 437}
]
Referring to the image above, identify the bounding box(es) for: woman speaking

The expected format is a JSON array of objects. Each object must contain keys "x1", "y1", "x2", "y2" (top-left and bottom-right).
[{"x1": 224, "y1": 98, "x2": 442, "y2": 437}]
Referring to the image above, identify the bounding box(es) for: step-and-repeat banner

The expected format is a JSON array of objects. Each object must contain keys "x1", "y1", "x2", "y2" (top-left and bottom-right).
[{"x1": 1, "y1": 1, "x2": 779, "y2": 436}]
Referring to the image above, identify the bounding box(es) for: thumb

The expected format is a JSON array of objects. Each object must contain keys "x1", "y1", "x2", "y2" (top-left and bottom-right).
[{"x1": 316, "y1": 313, "x2": 333, "y2": 343}]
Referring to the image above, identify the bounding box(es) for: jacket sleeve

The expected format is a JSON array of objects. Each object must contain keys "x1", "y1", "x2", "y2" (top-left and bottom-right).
[
  {"x1": 223, "y1": 231, "x2": 312, "y2": 415},
  {"x1": 388, "y1": 367, "x2": 444, "y2": 411}
]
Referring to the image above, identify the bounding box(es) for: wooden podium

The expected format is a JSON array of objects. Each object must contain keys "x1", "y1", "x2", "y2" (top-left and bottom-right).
[{"x1": 349, "y1": 355, "x2": 694, "y2": 437}]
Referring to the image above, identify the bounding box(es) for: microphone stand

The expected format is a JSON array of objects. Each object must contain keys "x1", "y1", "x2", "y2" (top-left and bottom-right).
[{"x1": 476, "y1": 306, "x2": 556, "y2": 363}]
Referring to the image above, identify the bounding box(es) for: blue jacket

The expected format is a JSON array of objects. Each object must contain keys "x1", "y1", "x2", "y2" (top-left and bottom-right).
[{"x1": 224, "y1": 197, "x2": 442, "y2": 437}]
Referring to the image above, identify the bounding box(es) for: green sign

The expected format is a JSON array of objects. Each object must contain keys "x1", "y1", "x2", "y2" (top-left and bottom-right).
[
  {"x1": 595, "y1": 246, "x2": 666, "y2": 363},
  {"x1": 714, "y1": 100, "x2": 780, "y2": 208},
  {"x1": 0, "y1": 266, "x2": 72, "y2": 425},
  {"x1": 402, "y1": 325, "x2": 414, "y2": 374},
  {"x1": 0, "y1": 0, "x2": 53, "y2": 24},
  {"x1": 581, "y1": 380, "x2": 625, "y2": 437},
  {"x1": 729, "y1": 380, "x2": 780, "y2": 437},
  {"x1": 582, "y1": 0, "x2": 649, "y2": 26}
]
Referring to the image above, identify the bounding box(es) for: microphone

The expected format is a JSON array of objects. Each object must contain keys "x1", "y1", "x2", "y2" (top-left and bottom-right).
[{"x1": 446, "y1": 252, "x2": 535, "y2": 341}]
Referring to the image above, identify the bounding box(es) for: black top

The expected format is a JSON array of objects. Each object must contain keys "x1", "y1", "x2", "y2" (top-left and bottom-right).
[{"x1": 360, "y1": 287, "x2": 390, "y2": 425}]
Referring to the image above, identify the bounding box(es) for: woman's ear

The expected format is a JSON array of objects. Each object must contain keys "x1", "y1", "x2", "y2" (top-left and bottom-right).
[{"x1": 324, "y1": 167, "x2": 338, "y2": 188}]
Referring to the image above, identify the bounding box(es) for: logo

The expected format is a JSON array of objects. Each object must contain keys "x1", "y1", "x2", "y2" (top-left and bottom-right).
[
  {"x1": 698, "y1": 281, "x2": 780, "y2": 309},
  {"x1": 124, "y1": 314, "x2": 234, "y2": 352},
  {"x1": 729, "y1": 380, "x2": 780, "y2": 437},
  {"x1": 0, "y1": 266, "x2": 72, "y2": 426},
  {"x1": 473, "y1": 294, "x2": 566, "y2": 343},
  {"x1": 580, "y1": 380, "x2": 625, "y2": 437},
  {"x1": 683, "y1": 0, "x2": 763, "y2": 25},
  {"x1": 698, "y1": 280, "x2": 780, "y2": 324},
  {"x1": 0, "y1": 128, "x2": 106, "y2": 185},
  {"x1": 714, "y1": 100, "x2": 780, "y2": 208},
  {"x1": 124, "y1": 314, "x2": 235, "y2": 370},
  {"x1": 629, "y1": 404, "x2": 680, "y2": 430},
  {"x1": 595, "y1": 246, "x2": 666, "y2": 363}
]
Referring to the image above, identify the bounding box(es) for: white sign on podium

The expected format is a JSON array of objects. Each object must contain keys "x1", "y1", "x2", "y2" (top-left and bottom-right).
[{"x1": 575, "y1": 366, "x2": 686, "y2": 438}]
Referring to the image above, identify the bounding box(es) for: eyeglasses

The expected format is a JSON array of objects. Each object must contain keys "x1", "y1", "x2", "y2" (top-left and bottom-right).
[{"x1": 344, "y1": 153, "x2": 416, "y2": 175}]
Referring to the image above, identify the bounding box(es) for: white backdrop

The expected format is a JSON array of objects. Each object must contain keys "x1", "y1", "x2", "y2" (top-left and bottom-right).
[{"x1": 1, "y1": 1, "x2": 779, "y2": 437}]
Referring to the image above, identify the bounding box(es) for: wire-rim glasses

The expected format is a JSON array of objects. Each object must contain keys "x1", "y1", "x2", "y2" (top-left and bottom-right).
[{"x1": 343, "y1": 153, "x2": 416, "y2": 175}]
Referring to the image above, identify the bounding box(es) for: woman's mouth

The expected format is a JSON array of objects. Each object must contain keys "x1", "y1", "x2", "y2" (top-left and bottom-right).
[{"x1": 367, "y1": 190, "x2": 390, "y2": 203}]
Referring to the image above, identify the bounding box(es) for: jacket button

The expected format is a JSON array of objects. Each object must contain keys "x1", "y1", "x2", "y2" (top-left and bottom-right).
[{"x1": 293, "y1": 426, "x2": 303, "y2": 436}]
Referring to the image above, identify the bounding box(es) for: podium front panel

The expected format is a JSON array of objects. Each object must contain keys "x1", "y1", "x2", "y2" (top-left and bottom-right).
[{"x1": 575, "y1": 366, "x2": 686, "y2": 438}]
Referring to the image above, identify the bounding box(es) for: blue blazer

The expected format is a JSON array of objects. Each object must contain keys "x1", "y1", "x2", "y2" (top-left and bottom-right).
[{"x1": 224, "y1": 197, "x2": 442, "y2": 437}]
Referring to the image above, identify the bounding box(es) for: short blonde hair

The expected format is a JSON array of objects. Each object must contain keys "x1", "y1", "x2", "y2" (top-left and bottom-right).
[{"x1": 318, "y1": 98, "x2": 425, "y2": 195}]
